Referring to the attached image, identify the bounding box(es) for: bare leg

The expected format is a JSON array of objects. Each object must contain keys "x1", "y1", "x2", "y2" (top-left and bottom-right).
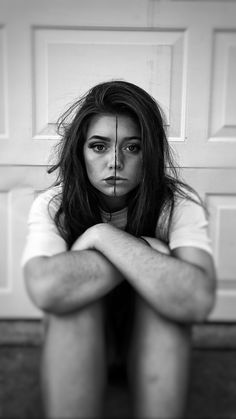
[
  {"x1": 41, "y1": 301, "x2": 106, "y2": 419},
  {"x1": 128, "y1": 295, "x2": 191, "y2": 419}
]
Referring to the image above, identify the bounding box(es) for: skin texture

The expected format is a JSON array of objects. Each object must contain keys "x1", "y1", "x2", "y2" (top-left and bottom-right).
[
  {"x1": 72, "y1": 223, "x2": 215, "y2": 322},
  {"x1": 83, "y1": 114, "x2": 142, "y2": 211},
  {"x1": 24, "y1": 113, "x2": 216, "y2": 419}
]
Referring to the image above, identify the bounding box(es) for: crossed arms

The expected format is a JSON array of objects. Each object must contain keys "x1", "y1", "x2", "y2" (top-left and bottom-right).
[{"x1": 24, "y1": 223, "x2": 216, "y2": 323}]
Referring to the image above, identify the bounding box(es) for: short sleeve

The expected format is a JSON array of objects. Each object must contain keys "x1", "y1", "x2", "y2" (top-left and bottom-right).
[
  {"x1": 169, "y1": 196, "x2": 212, "y2": 255},
  {"x1": 21, "y1": 188, "x2": 67, "y2": 267}
]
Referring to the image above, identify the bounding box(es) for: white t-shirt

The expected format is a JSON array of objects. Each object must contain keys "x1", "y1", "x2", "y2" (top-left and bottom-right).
[{"x1": 21, "y1": 185, "x2": 212, "y2": 267}]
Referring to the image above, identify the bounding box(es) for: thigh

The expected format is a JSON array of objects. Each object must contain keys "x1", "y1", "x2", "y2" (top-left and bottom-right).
[
  {"x1": 44, "y1": 299, "x2": 106, "y2": 342},
  {"x1": 42, "y1": 301, "x2": 107, "y2": 418},
  {"x1": 42, "y1": 300, "x2": 107, "y2": 379},
  {"x1": 129, "y1": 294, "x2": 191, "y2": 353},
  {"x1": 128, "y1": 295, "x2": 191, "y2": 417}
]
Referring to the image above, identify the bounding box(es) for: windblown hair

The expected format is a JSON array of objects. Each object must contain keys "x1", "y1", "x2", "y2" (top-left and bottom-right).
[{"x1": 48, "y1": 80, "x2": 200, "y2": 249}]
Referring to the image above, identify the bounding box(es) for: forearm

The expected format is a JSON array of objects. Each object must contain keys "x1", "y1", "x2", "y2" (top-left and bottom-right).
[
  {"x1": 91, "y1": 225, "x2": 214, "y2": 323},
  {"x1": 24, "y1": 249, "x2": 124, "y2": 314}
]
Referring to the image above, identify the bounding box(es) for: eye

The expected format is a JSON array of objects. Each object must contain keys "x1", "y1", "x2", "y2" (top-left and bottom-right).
[
  {"x1": 88, "y1": 143, "x2": 107, "y2": 153},
  {"x1": 125, "y1": 144, "x2": 141, "y2": 153}
]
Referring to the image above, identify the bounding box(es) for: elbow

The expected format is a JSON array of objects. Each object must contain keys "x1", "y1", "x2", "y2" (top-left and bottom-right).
[
  {"x1": 193, "y1": 276, "x2": 216, "y2": 323},
  {"x1": 194, "y1": 291, "x2": 215, "y2": 323},
  {"x1": 27, "y1": 283, "x2": 52, "y2": 313},
  {"x1": 24, "y1": 265, "x2": 55, "y2": 313}
]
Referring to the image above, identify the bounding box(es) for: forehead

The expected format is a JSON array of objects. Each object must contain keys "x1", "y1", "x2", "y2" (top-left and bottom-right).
[{"x1": 86, "y1": 113, "x2": 140, "y2": 137}]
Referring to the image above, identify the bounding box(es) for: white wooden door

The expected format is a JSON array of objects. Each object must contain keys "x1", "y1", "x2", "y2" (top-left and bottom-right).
[{"x1": 0, "y1": 0, "x2": 235, "y2": 319}]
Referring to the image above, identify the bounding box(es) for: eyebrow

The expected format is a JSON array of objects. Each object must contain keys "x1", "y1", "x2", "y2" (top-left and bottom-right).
[
  {"x1": 87, "y1": 135, "x2": 111, "y2": 142},
  {"x1": 87, "y1": 135, "x2": 141, "y2": 141}
]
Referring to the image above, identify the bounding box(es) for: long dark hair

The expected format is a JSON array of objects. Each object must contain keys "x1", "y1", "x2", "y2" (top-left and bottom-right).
[{"x1": 48, "y1": 80, "x2": 200, "y2": 249}]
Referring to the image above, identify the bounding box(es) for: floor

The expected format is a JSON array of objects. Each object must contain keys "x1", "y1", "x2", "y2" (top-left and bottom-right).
[{"x1": 1, "y1": 321, "x2": 236, "y2": 418}]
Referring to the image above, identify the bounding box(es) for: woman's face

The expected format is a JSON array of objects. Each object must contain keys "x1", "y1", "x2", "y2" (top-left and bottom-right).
[{"x1": 83, "y1": 113, "x2": 142, "y2": 210}]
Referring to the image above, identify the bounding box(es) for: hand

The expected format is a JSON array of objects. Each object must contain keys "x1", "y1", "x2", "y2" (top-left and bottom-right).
[
  {"x1": 71, "y1": 223, "x2": 108, "y2": 252},
  {"x1": 141, "y1": 237, "x2": 170, "y2": 255}
]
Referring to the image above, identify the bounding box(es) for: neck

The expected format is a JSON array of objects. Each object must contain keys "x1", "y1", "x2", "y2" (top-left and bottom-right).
[{"x1": 99, "y1": 194, "x2": 127, "y2": 212}]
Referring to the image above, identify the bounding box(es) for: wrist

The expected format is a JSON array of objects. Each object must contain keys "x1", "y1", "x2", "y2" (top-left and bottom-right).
[
  {"x1": 140, "y1": 236, "x2": 151, "y2": 247},
  {"x1": 70, "y1": 223, "x2": 108, "y2": 252},
  {"x1": 91, "y1": 223, "x2": 109, "y2": 250},
  {"x1": 93, "y1": 222, "x2": 117, "y2": 252}
]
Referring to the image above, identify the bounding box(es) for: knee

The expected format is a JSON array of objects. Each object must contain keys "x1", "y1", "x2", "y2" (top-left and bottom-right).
[
  {"x1": 44, "y1": 300, "x2": 105, "y2": 342},
  {"x1": 128, "y1": 296, "x2": 192, "y2": 392},
  {"x1": 131, "y1": 295, "x2": 191, "y2": 352}
]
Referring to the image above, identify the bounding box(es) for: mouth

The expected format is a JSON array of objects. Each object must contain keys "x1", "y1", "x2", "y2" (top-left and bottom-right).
[
  {"x1": 104, "y1": 176, "x2": 126, "y2": 181},
  {"x1": 104, "y1": 176, "x2": 127, "y2": 185}
]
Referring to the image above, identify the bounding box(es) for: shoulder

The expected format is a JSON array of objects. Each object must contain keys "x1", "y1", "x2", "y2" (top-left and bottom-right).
[
  {"x1": 172, "y1": 190, "x2": 206, "y2": 226},
  {"x1": 29, "y1": 185, "x2": 62, "y2": 219},
  {"x1": 22, "y1": 185, "x2": 66, "y2": 267},
  {"x1": 169, "y1": 190, "x2": 212, "y2": 254}
]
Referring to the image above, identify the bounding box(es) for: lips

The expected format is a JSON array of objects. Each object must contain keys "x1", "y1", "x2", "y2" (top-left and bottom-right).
[
  {"x1": 104, "y1": 176, "x2": 127, "y2": 185},
  {"x1": 104, "y1": 176, "x2": 126, "y2": 181}
]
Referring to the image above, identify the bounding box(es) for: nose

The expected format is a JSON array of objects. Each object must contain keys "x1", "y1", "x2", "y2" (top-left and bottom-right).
[{"x1": 107, "y1": 148, "x2": 124, "y2": 170}]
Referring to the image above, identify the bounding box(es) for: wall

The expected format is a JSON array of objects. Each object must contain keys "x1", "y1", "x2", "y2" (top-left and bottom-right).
[{"x1": 0, "y1": 0, "x2": 236, "y2": 318}]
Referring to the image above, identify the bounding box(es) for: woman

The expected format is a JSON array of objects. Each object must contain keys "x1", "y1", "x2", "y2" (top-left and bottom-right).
[{"x1": 22, "y1": 80, "x2": 216, "y2": 418}]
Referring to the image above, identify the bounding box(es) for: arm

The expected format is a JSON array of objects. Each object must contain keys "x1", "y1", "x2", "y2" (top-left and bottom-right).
[
  {"x1": 24, "y1": 249, "x2": 124, "y2": 315},
  {"x1": 73, "y1": 223, "x2": 216, "y2": 323},
  {"x1": 23, "y1": 188, "x2": 124, "y2": 315}
]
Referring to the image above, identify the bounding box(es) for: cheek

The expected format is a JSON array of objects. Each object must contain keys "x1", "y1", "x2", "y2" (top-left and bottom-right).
[
  {"x1": 84, "y1": 152, "x2": 96, "y2": 171},
  {"x1": 86, "y1": 163, "x2": 97, "y2": 179},
  {"x1": 132, "y1": 157, "x2": 143, "y2": 179},
  {"x1": 84, "y1": 157, "x2": 103, "y2": 183},
  {"x1": 84, "y1": 157, "x2": 95, "y2": 179},
  {"x1": 136, "y1": 168, "x2": 143, "y2": 184}
]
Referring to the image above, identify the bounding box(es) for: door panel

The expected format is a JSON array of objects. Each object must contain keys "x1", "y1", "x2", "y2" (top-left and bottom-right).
[
  {"x1": 0, "y1": 166, "x2": 52, "y2": 317},
  {"x1": 0, "y1": 0, "x2": 235, "y2": 318}
]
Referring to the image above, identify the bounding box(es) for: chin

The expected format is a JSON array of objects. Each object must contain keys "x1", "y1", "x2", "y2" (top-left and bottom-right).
[{"x1": 101, "y1": 188, "x2": 129, "y2": 198}]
